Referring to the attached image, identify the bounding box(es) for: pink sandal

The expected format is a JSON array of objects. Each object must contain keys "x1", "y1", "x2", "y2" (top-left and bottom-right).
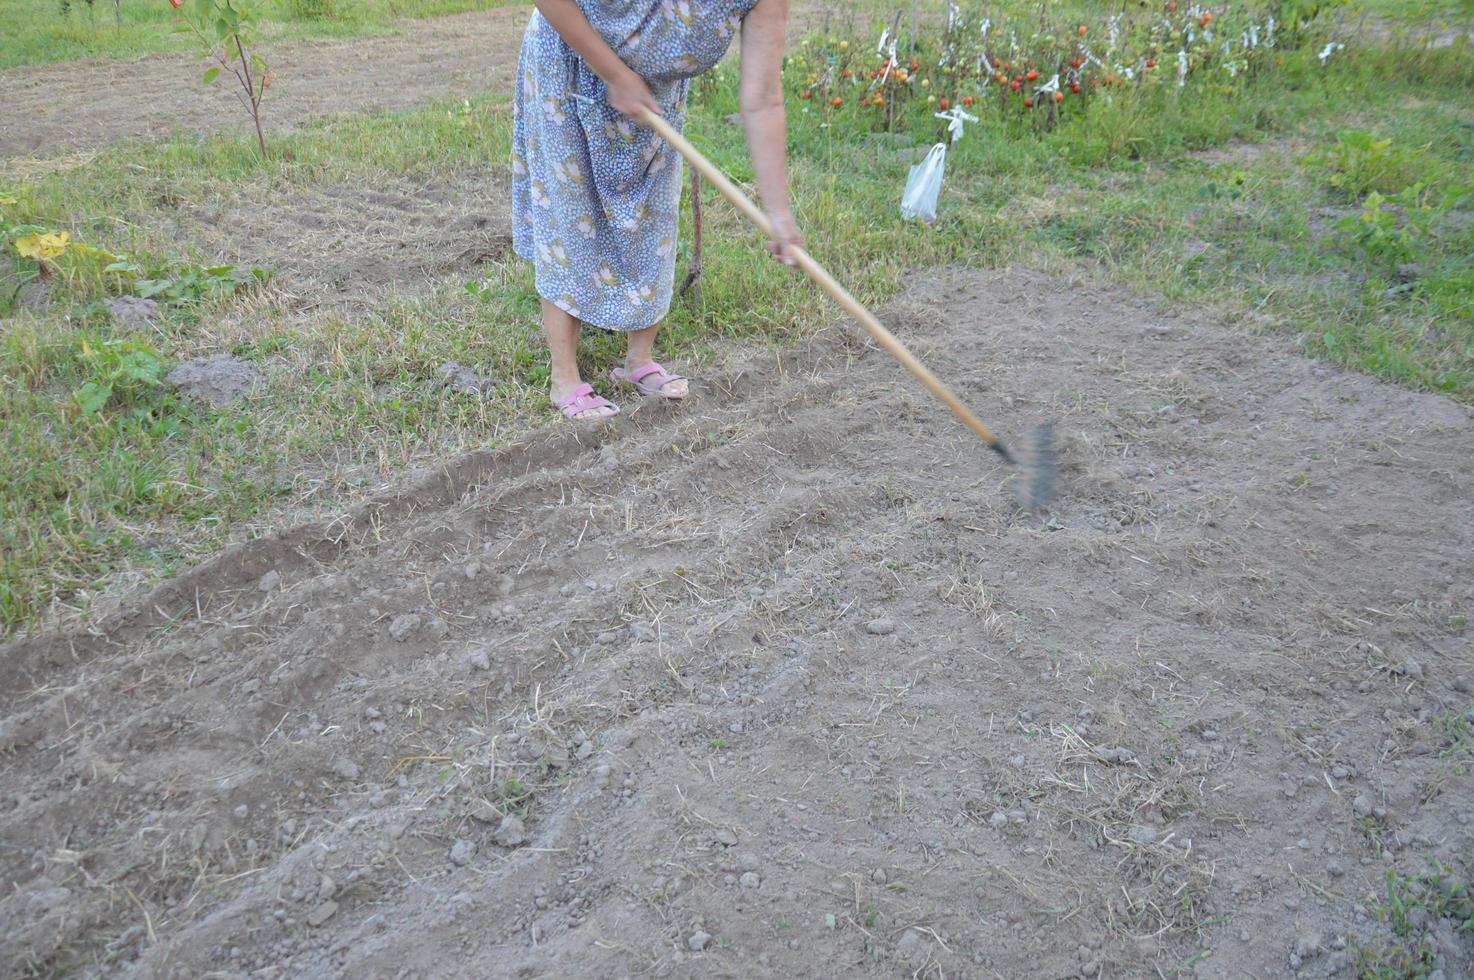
[
  {"x1": 554, "y1": 382, "x2": 619, "y2": 420},
  {"x1": 609, "y1": 361, "x2": 687, "y2": 399}
]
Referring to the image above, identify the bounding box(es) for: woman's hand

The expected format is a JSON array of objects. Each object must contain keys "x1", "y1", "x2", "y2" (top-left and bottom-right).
[
  {"x1": 607, "y1": 69, "x2": 663, "y2": 122},
  {"x1": 766, "y1": 210, "x2": 803, "y2": 267}
]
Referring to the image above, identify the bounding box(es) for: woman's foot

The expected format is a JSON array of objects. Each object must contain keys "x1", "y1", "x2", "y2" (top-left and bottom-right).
[
  {"x1": 610, "y1": 360, "x2": 688, "y2": 399},
  {"x1": 552, "y1": 381, "x2": 619, "y2": 420}
]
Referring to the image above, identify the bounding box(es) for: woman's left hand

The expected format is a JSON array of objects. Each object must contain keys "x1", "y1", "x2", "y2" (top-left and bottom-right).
[{"x1": 766, "y1": 210, "x2": 804, "y2": 267}]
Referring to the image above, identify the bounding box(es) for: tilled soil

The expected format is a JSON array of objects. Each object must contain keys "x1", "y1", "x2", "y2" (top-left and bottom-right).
[{"x1": 3, "y1": 268, "x2": 1473, "y2": 978}]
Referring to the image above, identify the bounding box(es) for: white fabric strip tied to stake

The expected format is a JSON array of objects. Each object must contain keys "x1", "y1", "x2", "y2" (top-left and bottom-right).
[{"x1": 901, "y1": 143, "x2": 947, "y2": 224}]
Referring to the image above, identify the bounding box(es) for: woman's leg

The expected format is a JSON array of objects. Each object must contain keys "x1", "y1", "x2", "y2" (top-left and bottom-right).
[
  {"x1": 543, "y1": 298, "x2": 616, "y2": 419},
  {"x1": 623, "y1": 321, "x2": 689, "y2": 397}
]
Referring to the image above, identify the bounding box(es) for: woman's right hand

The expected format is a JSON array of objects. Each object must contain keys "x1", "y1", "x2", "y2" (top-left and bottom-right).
[{"x1": 607, "y1": 69, "x2": 663, "y2": 122}]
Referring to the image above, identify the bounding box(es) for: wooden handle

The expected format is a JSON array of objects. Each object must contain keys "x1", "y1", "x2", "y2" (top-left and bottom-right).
[{"x1": 641, "y1": 110, "x2": 1004, "y2": 451}]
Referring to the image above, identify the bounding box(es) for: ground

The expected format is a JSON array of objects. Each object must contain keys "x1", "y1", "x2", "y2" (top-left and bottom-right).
[
  {"x1": 0, "y1": 3, "x2": 839, "y2": 168},
  {"x1": 2, "y1": 2, "x2": 1473, "y2": 977},
  {"x1": 3, "y1": 268, "x2": 1472, "y2": 977}
]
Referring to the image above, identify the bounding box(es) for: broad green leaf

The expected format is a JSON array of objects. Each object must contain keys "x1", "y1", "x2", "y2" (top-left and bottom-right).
[
  {"x1": 203, "y1": 66, "x2": 221, "y2": 84},
  {"x1": 74, "y1": 382, "x2": 112, "y2": 417}
]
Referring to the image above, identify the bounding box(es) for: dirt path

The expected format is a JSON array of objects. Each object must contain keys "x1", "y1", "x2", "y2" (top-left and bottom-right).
[
  {"x1": 0, "y1": 4, "x2": 840, "y2": 165},
  {"x1": 4, "y1": 268, "x2": 1472, "y2": 978}
]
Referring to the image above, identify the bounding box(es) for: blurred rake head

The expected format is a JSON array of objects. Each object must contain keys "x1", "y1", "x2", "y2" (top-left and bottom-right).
[{"x1": 1007, "y1": 423, "x2": 1056, "y2": 512}]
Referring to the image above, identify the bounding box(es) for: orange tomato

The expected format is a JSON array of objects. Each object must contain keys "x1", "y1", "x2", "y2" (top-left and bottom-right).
[{"x1": 938, "y1": 97, "x2": 950, "y2": 110}]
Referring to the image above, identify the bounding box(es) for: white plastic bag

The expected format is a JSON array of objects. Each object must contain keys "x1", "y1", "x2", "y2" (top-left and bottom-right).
[{"x1": 900, "y1": 142, "x2": 946, "y2": 224}]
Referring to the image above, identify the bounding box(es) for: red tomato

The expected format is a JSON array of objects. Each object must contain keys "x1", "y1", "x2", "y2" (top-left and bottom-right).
[
  {"x1": 830, "y1": 96, "x2": 842, "y2": 107},
  {"x1": 1053, "y1": 91, "x2": 1064, "y2": 103},
  {"x1": 938, "y1": 97, "x2": 950, "y2": 110},
  {"x1": 1026, "y1": 69, "x2": 1040, "y2": 81},
  {"x1": 1024, "y1": 96, "x2": 1035, "y2": 107}
]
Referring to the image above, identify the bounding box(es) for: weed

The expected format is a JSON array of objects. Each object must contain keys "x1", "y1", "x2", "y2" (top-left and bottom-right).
[
  {"x1": 1358, "y1": 863, "x2": 1474, "y2": 978},
  {"x1": 493, "y1": 776, "x2": 531, "y2": 812},
  {"x1": 71, "y1": 335, "x2": 171, "y2": 416},
  {"x1": 1304, "y1": 130, "x2": 1432, "y2": 198},
  {"x1": 1356, "y1": 815, "x2": 1386, "y2": 857}
]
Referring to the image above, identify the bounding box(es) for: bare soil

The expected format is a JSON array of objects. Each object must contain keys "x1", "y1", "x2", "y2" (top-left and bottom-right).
[{"x1": 4, "y1": 268, "x2": 1472, "y2": 978}]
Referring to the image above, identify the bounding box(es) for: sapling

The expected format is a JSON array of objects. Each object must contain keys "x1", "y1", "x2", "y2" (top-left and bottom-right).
[{"x1": 170, "y1": 0, "x2": 274, "y2": 160}]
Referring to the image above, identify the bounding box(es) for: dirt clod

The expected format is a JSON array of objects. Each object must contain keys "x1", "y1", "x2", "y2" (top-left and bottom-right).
[
  {"x1": 438, "y1": 361, "x2": 493, "y2": 397},
  {"x1": 687, "y1": 931, "x2": 712, "y2": 952},
  {"x1": 495, "y1": 815, "x2": 526, "y2": 848},
  {"x1": 306, "y1": 901, "x2": 339, "y2": 928},
  {"x1": 865, "y1": 617, "x2": 897, "y2": 636},
  {"x1": 104, "y1": 295, "x2": 161, "y2": 329},
  {"x1": 388, "y1": 613, "x2": 422, "y2": 642},
  {"x1": 257, "y1": 569, "x2": 281, "y2": 592},
  {"x1": 166, "y1": 354, "x2": 264, "y2": 407},
  {"x1": 449, "y1": 839, "x2": 477, "y2": 867}
]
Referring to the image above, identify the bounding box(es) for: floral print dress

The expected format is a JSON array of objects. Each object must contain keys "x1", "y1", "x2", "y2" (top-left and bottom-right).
[{"x1": 512, "y1": 0, "x2": 758, "y2": 331}]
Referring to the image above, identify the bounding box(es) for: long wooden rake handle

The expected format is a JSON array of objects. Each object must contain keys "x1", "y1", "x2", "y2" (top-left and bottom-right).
[{"x1": 642, "y1": 109, "x2": 1012, "y2": 460}]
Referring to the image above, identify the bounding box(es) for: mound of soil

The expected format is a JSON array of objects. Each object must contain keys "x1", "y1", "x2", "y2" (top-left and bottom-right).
[{"x1": 3, "y1": 269, "x2": 1471, "y2": 978}]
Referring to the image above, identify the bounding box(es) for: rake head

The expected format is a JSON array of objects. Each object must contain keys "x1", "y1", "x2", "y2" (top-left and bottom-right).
[{"x1": 1005, "y1": 423, "x2": 1056, "y2": 512}]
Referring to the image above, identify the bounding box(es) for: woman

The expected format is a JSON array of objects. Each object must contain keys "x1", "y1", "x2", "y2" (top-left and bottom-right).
[{"x1": 513, "y1": 0, "x2": 802, "y2": 420}]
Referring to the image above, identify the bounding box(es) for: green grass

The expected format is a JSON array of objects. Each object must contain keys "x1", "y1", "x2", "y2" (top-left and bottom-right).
[
  {"x1": 0, "y1": 0, "x2": 513, "y2": 70},
  {"x1": 1357, "y1": 863, "x2": 1474, "y2": 978},
  {"x1": 2, "y1": 3, "x2": 1473, "y2": 631}
]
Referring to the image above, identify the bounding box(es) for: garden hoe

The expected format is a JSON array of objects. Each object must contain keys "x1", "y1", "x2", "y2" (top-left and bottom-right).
[{"x1": 641, "y1": 109, "x2": 1056, "y2": 511}]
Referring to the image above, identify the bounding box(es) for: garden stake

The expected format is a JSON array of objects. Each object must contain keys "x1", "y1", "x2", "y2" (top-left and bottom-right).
[{"x1": 642, "y1": 109, "x2": 1056, "y2": 510}]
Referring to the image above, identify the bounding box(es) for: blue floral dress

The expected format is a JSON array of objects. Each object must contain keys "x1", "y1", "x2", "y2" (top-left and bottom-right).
[{"x1": 512, "y1": 1, "x2": 758, "y2": 331}]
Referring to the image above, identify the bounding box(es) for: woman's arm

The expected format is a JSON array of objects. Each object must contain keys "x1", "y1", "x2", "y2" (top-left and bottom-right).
[
  {"x1": 738, "y1": 0, "x2": 803, "y2": 266},
  {"x1": 533, "y1": 0, "x2": 662, "y2": 119}
]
